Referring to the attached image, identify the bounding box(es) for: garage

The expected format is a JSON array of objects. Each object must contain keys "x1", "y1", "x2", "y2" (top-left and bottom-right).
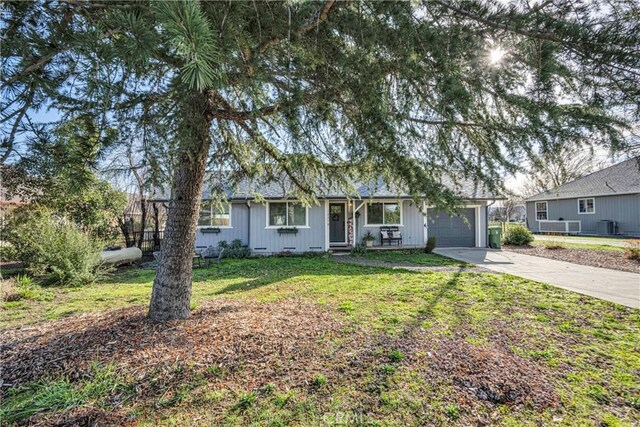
[{"x1": 427, "y1": 208, "x2": 476, "y2": 247}]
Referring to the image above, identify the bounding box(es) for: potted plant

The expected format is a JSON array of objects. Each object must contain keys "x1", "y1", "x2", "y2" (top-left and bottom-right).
[{"x1": 363, "y1": 231, "x2": 375, "y2": 247}]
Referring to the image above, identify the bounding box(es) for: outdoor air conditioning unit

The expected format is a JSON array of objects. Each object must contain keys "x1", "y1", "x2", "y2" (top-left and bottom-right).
[{"x1": 596, "y1": 220, "x2": 615, "y2": 236}]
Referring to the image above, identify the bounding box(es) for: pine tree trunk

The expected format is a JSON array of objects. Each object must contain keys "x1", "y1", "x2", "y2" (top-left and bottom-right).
[{"x1": 148, "y1": 92, "x2": 212, "y2": 321}]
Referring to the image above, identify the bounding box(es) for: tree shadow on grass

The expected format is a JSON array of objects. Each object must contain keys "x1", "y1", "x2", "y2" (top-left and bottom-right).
[{"x1": 192, "y1": 256, "x2": 425, "y2": 296}]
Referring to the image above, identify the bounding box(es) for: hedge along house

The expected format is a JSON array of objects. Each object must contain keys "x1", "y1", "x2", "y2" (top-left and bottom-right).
[
  {"x1": 525, "y1": 158, "x2": 640, "y2": 236},
  {"x1": 151, "y1": 177, "x2": 501, "y2": 255}
]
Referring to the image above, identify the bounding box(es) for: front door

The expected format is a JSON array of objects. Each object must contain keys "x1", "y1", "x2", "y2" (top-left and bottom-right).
[{"x1": 329, "y1": 203, "x2": 346, "y2": 244}]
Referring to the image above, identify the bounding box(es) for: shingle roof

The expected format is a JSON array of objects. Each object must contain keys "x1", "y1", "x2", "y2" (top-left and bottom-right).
[
  {"x1": 526, "y1": 157, "x2": 640, "y2": 202},
  {"x1": 151, "y1": 174, "x2": 501, "y2": 201}
]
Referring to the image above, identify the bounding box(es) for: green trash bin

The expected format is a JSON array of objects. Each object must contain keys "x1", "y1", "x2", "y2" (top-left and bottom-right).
[{"x1": 488, "y1": 226, "x2": 502, "y2": 249}]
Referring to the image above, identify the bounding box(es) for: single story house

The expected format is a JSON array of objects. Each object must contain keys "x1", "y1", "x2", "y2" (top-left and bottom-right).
[
  {"x1": 525, "y1": 157, "x2": 640, "y2": 236},
  {"x1": 153, "y1": 177, "x2": 501, "y2": 254}
]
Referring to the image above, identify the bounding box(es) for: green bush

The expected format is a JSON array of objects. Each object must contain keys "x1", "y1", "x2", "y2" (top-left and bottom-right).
[
  {"x1": 502, "y1": 225, "x2": 534, "y2": 246},
  {"x1": 424, "y1": 236, "x2": 437, "y2": 253},
  {"x1": 351, "y1": 243, "x2": 367, "y2": 255},
  {"x1": 3, "y1": 207, "x2": 109, "y2": 286},
  {"x1": 218, "y1": 239, "x2": 252, "y2": 259},
  {"x1": 0, "y1": 245, "x2": 18, "y2": 261}
]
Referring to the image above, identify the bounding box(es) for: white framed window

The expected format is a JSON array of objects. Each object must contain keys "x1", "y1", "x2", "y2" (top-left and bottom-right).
[
  {"x1": 578, "y1": 198, "x2": 595, "y2": 214},
  {"x1": 365, "y1": 201, "x2": 402, "y2": 226},
  {"x1": 198, "y1": 201, "x2": 232, "y2": 227},
  {"x1": 535, "y1": 201, "x2": 548, "y2": 220},
  {"x1": 267, "y1": 201, "x2": 308, "y2": 227}
]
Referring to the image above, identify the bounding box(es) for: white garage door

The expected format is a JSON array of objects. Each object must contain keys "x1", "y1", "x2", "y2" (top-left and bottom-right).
[{"x1": 428, "y1": 209, "x2": 476, "y2": 247}]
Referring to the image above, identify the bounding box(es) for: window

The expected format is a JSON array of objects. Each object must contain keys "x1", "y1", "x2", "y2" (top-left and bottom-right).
[
  {"x1": 198, "y1": 201, "x2": 231, "y2": 227},
  {"x1": 268, "y1": 202, "x2": 307, "y2": 227},
  {"x1": 578, "y1": 198, "x2": 595, "y2": 214},
  {"x1": 535, "y1": 201, "x2": 548, "y2": 220},
  {"x1": 366, "y1": 202, "x2": 402, "y2": 225}
]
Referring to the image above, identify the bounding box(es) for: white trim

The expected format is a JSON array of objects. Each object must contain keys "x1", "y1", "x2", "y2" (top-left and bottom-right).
[
  {"x1": 527, "y1": 191, "x2": 639, "y2": 202},
  {"x1": 364, "y1": 200, "x2": 404, "y2": 226},
  {"x1": 265, "y1": 201, "x2": 309, "y2": 228},
  {"x1": 351, "y1": 200, "x2": 356, "y2": 245},
  {"x1": 197, "y1": 202, "x2": 233, "y2": 228},
  {"x1": 535, "y1": 201, "x2": 548, "y2": 221},
  {"x1": 422, "y1": 201, "x2": 428, "y2": 244},
  {"x1": 538, "y1": 220, "x2": 581, "y2": 234},
  {"x1": 324, "y1": 200, "x2": 330, "y2": 250},
  {"x1": 328, "y1": 201, "x2": 348, "y2": 245},
  {"x1": 475, "y1": 206, "x2": 481, "y2": 247},
  {"x1": 577, "y1": 197, "x2": 595, "y2": 215}
]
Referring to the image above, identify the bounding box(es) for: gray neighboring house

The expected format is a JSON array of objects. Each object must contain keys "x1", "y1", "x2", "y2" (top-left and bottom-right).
[
  {"x1": 152, "y1": 177, "x2": 501, "y2": 254},
  {"x1": 525, "y1": 158, "x2": 640, "y2": 236}
]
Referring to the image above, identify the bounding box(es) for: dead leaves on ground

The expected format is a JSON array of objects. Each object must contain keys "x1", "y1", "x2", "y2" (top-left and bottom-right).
[{"x1": 1, "y1": 298, "x2": 560, "y2": 425}]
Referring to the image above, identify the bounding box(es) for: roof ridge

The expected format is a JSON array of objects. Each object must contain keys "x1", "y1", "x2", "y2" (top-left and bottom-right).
[{"x1": 526, "y1": 156, "x2": 640, "y2": 201}]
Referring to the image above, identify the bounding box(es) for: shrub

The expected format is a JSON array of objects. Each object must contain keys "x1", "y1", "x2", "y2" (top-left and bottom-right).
[
  {"x1": 218, "y1": 239, "x2": 252, "y2": 259},
  {"x1": 624, "y1": 240, "x2": 640, "y2": 261},
  {"x1": 351, "y1": 243, "x2": 367, "y2": 255},
  {"x1": 502, "y1": 225, "x2": 534, "y2": 246},
  {"x1": 424, "y1": 236, "x2": 437, "y2": 253},
  {"x1": 0, "y1": 245, "x2": 18, "y2": 261},
  {"x1": 3, "y1": 207, "x2": 109, "y2": 286}
]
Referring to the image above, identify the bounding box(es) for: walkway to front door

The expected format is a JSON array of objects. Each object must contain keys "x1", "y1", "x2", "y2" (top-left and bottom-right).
[{"x1": 329, "y1": 203, "x2": 347, "y2": 245}]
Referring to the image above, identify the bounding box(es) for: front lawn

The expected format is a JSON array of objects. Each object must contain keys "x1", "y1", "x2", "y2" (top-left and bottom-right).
[
  {"x1": 1, "y1": 257, "x2": 638, "y2": 426},
  {"x1": 355, "y1": 249, "x2": 471, "y2": 266}
]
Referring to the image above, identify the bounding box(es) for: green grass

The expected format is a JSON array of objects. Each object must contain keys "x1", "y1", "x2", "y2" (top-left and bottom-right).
[
  {"x1": 0, "y1": 363, "x2": 127, "y2": 423},
  {"x1": 356, "y1": 249, "x2": 471, "y2": 266},
  {"x1": 1, "y1": 257, "x2": 638, "y2": 426}
]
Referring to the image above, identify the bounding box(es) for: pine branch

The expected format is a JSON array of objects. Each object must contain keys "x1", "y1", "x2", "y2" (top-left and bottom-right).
[
  {"x1": 1, "y1": 84, "x2": 35, "y2": 164},
  {"x1": 256, "y1": 0, "x2": 337, "y2": 54},
  {"x1": 226, "y1": 0, "x2": 342, "y2": 87}
]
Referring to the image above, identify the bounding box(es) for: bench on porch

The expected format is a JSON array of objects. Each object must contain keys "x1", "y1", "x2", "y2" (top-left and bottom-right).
[{"x1": 380, "y1": 226, "x2": 402, "y2": 246}]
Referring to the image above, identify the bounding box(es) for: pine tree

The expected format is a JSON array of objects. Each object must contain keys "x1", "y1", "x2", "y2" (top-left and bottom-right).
[{"x1": 2, "y1": 0, "x2": 639, "y2": 320}]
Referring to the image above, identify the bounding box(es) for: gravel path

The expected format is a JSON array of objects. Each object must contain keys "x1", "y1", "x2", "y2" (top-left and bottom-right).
[{"x1": 333, "y1": 255, "x2": 492, "y2": 273}]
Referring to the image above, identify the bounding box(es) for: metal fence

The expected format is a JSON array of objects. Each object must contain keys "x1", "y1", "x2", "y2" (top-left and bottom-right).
[{"x1": 131, "y1": 230, "x2": 164, "y2": 254}]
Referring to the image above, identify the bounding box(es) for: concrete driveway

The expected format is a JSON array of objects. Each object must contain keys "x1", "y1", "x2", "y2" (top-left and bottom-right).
[{"x1": 435, "y1": 248, "x2": 640, "y2": 309}]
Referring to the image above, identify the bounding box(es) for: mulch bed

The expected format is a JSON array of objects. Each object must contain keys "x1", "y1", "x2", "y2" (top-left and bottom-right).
[
  {"x1": 430, "y1": 338, "x2": 559, "y2": 408},
  {"x1": 1, "y1": 299, "x2": 560, "y2": 425},
  {"x1": 504, "y1": 245, "x2": 640, "y2": 273},
  {"x1": 1, "y1": 299, "x2": 351, "y2": 390}
]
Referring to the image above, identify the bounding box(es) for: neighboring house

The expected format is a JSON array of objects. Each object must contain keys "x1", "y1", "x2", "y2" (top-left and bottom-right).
[
  {"x1": 525, "y1": 158, "x2": 640, "y2": 236},
  {"x1": 0, "y1": 188, "x2": 28, "y2": 228},
  {"x1": 152, "y1": 177, "x2": 501, "y2": 254}
]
